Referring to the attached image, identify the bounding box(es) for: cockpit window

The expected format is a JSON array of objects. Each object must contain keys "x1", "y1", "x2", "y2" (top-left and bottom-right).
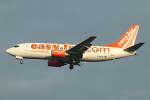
[{"x1": 13, "y1": 45, "x2": 19, "y2": 48}]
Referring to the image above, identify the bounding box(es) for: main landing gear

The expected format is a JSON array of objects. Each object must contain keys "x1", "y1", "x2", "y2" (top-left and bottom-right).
[{"x1": 69, "y1": 64, "x2": 74, "y2": 70}]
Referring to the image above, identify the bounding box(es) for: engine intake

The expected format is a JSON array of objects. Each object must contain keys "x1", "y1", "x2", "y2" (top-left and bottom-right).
[{"x1": 52, "y1": 50, "x2": 68, "y2": 58}]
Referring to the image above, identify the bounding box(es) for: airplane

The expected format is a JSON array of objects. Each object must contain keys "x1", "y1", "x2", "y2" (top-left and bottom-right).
[{"x1": 6, "y1": 25, "x2": 145, "y2": 69}]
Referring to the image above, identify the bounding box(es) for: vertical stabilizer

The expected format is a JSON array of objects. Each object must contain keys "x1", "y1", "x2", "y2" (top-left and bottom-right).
[{"x1": 105, "y1": 25, "x2": 139, "y2": 49}]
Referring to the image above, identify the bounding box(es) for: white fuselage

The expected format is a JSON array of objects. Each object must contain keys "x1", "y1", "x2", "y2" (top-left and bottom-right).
[
  {"x1": 6, "y1": 43, "x2": 134, "y2": 62},
  {"x1": 6, "y1": 25, "x2": 143, "y2": 69}
]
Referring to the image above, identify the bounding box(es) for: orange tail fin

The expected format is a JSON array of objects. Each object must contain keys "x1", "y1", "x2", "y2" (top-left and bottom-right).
[{"x1": 105, "y1": 25, "x2": 139, "y2": 49}]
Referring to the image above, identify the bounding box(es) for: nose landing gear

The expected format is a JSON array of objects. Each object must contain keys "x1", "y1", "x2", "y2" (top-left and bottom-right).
[
  {"x1": 15, "y1": 56, "x2": 23, "y2": 64},
  {"x1": 20, "y1": 60, "x2": 23, "y2": 64}
]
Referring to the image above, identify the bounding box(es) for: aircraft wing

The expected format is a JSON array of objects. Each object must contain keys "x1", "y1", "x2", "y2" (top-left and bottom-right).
[{"x1": 66, "y1": 36, "x2": 97, "y2": 55}]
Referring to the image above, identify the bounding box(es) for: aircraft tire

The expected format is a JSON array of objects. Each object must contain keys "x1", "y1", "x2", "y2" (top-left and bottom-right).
[
  {"x1": 69, "y1": 64, "x2": 74, "y2": 70},
  {"x1": 20, "y1": 60, "x2": 23, "y2": 64}
]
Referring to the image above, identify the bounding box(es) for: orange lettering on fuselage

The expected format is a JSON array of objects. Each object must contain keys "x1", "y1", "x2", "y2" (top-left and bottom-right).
[
  {"x1": 30, "y1": 44, "x2": 110, "y2": 54},
  {"x1": 46, "y1": 44, "x2": 51, "y2": 50},
  {"x1": 92, "y1": 47, "x2": 99, "y2": 53},
  {"x1": 69, "y1": 46, "x2": 74, "y2": 49},
  {"x1": 38, "y1": 44, "x2": 45, "y2": 50},
  {"x1": 86, "y1": 47, "x2": 110, "y2": 54},
  {"x1": 63, "y1": 44, "x2": 68, "y2": 49},
  {"x1": 100, "y1": 48, "x2": 110, "y2": 53},
  {"x1": 52, "y1": 45, "x2": 60, "y2": 49},
  {"x1": 31, "y1": 44, "x2": 37, "y2": 49},
  {"x1": 31, "y1": 44, "x2": 70, "y2": 50},
  {"x1": 86, "y1": 47, "x2": 91, "y2": 52}
]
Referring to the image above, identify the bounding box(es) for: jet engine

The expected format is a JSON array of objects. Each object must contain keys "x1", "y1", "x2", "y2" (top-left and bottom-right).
[
  {"x1": 52, "y1": 50, "x2": 68, "y2": 58},
  {"x1": 48, "y1": 60, "x2": 62, "y2": 67}
]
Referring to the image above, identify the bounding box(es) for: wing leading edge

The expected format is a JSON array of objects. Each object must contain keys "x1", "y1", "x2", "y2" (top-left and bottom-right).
[{"x1": 66, "y1": 36, "x2": 98, "y2": 55}]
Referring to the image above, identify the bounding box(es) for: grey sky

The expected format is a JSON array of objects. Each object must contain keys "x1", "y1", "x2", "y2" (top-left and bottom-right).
[{"x1": 0, "y1": 0, "x2": 150, "y2": 100}]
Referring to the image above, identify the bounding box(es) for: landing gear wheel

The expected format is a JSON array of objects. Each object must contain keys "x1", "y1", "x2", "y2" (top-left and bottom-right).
[
  {"x1": 69, "y1": 64, "x2": 74, "y2": 70},
  {"x1": 20, "y1": 60, "x2": 23, "y2": 64}
]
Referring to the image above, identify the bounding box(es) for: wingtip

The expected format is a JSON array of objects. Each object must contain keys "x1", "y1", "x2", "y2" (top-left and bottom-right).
[{"x1": 91, "y1": 36, "x2": 99, "y2": 38}]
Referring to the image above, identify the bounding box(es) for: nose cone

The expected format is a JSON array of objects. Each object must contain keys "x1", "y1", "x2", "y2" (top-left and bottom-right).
[{"x1": 6, "y1": 48, "x2": 11, "y2": 54}]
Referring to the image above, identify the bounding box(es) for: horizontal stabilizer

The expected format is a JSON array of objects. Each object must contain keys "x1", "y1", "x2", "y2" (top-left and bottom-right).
[{"x1": 124, "y1": 42, "x2": 145, "y2": 52}]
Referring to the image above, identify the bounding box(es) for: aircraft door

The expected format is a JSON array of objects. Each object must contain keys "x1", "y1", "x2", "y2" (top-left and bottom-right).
[
  {"x1": 110, "y1": 48, "x2": 114, "y2": 57},
  {"x1": 25, "y1": 44, "x2": 29, "y2": 51}
]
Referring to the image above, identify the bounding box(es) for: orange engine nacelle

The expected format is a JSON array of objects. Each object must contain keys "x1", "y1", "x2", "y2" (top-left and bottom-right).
[{"x1": 52, "y1": 50, "x2": 66, "y2": 58}]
